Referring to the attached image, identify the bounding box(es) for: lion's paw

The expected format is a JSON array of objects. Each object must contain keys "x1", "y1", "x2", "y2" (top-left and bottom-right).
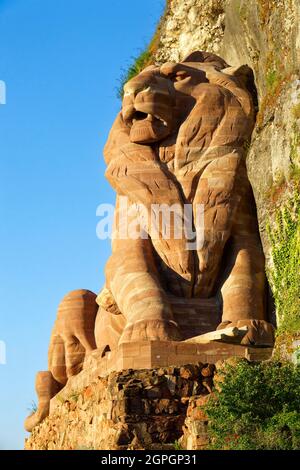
[
  {"x1": 119, "y1": 319, "x2": 182, "y2": 344},
  {"x1": 217, "y1": 319, "x2": 275, "y2": 347}
]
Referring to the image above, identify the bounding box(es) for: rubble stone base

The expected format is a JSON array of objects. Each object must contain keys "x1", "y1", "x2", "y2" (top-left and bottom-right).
[{"x1": 25, "y1": 342, "x2": 272, "y2": 450}]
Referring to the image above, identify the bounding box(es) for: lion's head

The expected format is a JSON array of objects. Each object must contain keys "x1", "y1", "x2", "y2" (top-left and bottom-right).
[{"x1": 121, "y1": 51, "x2": 256, "y2": 146}]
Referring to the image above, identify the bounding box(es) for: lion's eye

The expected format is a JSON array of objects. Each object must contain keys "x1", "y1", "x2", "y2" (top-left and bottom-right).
[
  {"x1": 123, "y1": 86, "x2": 151, "y2": 98},
  {"x1": 174, "y1": 71, "x2": 189, "y2": 82}
]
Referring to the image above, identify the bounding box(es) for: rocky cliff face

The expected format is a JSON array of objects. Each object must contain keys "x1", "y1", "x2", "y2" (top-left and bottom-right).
[
  {"x1": 154, "y1": 0, "x2": 300, "y2": 338},
  {"x1": 155, "y1": 0, "x2": 227, "y2": 62}
]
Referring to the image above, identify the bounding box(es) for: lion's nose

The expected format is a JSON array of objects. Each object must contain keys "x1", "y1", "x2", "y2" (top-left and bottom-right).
[
  {"x1": 122, "y1": 102, "x2": 135, "y2": 124},
  {"x1": 122, "y1": 86, "x2": 152, "y2": 123}
]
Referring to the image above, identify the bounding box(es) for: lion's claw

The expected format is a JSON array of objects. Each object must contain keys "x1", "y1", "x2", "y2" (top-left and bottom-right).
[{"x1": 119, "y1": 319, "x2": 182, "y2": 344}]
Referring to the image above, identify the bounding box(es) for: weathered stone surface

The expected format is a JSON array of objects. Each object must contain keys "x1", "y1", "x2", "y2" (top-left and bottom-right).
[
  {"x1": 25, "y1": 366, "x2": 214, "y2": 450},
  {"x1": 220, "y1": 0, "x2": 300, "y2": 271},
  {"x1": 98, "y1": 49, "x2": 274, "y2": 353},
  {"x1": 201, "y1": 364, "x2": 216, "y2": 377},
  {"x1": 155, "y1": 0, "x2": 228, "y2": 63},
  {"x1": 26, "y1": 316, "x2": 274, "y2": 433},
  {"x1": 179, "y1": 393, "x2": 211, "y2": 450},
  {"x1": 54, "y1": 342, "x2": 273, "y2": 400}
]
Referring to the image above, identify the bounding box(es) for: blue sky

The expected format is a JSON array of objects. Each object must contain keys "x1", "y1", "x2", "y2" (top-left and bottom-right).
[{"x1": 0, "y1": 0, "x2": 164, "y2": 449}]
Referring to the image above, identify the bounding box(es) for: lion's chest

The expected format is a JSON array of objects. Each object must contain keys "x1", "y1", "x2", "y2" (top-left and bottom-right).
[
  {"x1": 156, "y1": 141, "x2": 203, "y2": 202},
  {"x1": 158, "y1": 144, "x2": 176, "y2": 169}
]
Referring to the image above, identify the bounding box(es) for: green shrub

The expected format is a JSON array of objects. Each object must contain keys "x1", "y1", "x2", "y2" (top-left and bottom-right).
[
  {"x1": 117, "y1": 1, "x2": 170, "y2": 99},
  {"x1": 205, "y1": 360, "x2": 300, "y2": 450},
  {"x1": 266, "y1": 190, "x2": 300, "y2": 334}
]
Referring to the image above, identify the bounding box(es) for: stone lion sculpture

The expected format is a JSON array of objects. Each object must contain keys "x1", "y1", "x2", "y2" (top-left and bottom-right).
[
  {"x1": 96, "y1": 50, "x2": 274, "y2": 347},
  {"x1": 25, "y1": 51, "x2": 275, "y2": 432}
]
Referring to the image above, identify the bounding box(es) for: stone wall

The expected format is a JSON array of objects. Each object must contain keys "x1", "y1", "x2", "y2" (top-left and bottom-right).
[
  {"x1": 25, "y1": 343, "x2": 272, "y2": 450},
  {"x1": 25, "y1": 364, "x2": 215, "y2": 450}
]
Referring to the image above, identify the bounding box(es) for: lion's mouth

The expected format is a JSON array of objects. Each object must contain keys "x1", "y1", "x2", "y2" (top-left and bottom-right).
[
  {"x1": 124, "y1": 107, "x2": 171, "y2": 144},
  {"x1": 128, "y1": 110, "x2": 168, "y2": 128}
]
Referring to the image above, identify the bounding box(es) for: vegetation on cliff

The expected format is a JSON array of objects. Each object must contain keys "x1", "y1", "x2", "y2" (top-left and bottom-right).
[
  {"x1": 267, "y1": 187, "x2": 300, "y2": 336},
  {"x1": 117, "y1": 2, "x2": 169, "y2": 98},
  {"x1": 206, "y1": 360, "x2": 300, "y2": 450}
]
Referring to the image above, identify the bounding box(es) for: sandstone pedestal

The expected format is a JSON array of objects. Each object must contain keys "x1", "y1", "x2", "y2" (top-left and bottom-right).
[{"x1": 50, "y1": 341, "x2": 273, "y2": 409}]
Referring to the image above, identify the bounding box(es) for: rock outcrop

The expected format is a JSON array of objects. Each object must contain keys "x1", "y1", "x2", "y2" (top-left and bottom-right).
[{"x1": 155, "y1": 0, "x2": 227, "y2": 63}]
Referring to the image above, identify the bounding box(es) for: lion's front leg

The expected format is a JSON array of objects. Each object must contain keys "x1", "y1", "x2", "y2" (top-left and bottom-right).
[
  {"x1": 24, "y1": 371, "x2": 61, "y2": 432},
  {"x1": 218, "y1": 197, "x2": 275, "y2": 346},
  {"x1": 106, "y1": 235, "x2": 182, "y2": 344}
]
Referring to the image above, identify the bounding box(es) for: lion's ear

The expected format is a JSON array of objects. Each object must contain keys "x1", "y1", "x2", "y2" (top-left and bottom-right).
[
  {"x1": 182, "y1": 51, "x2": 228, "y2": 69},
  {"x1": 182, "y1": 51, "x2": 205, "y2": 63},
  {"x1": 160, "y1": 62, "x2": 207, "y2": 83},
  {"x1": 222, "y1": 65, "x2": 252, "y2": 86},
  {"x1": 223, "y1": 64, "x2": 257, "y2": 107}
]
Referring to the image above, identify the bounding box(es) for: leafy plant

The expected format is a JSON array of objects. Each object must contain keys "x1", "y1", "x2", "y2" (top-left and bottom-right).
[
  {"x1": 205, "y1": 360, "x2": 300, "y2": 450},
  {"x1": 266, "y1": 70, "x2": 280, "y2": 93},
  {"x1": 266, "y1": 190, "x2": 300, "y2": 334}
]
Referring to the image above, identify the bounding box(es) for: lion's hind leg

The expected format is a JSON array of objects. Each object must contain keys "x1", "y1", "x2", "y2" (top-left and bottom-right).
[{"x1": 24, "y1": 371, "x2": 61, "y2": 432}]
